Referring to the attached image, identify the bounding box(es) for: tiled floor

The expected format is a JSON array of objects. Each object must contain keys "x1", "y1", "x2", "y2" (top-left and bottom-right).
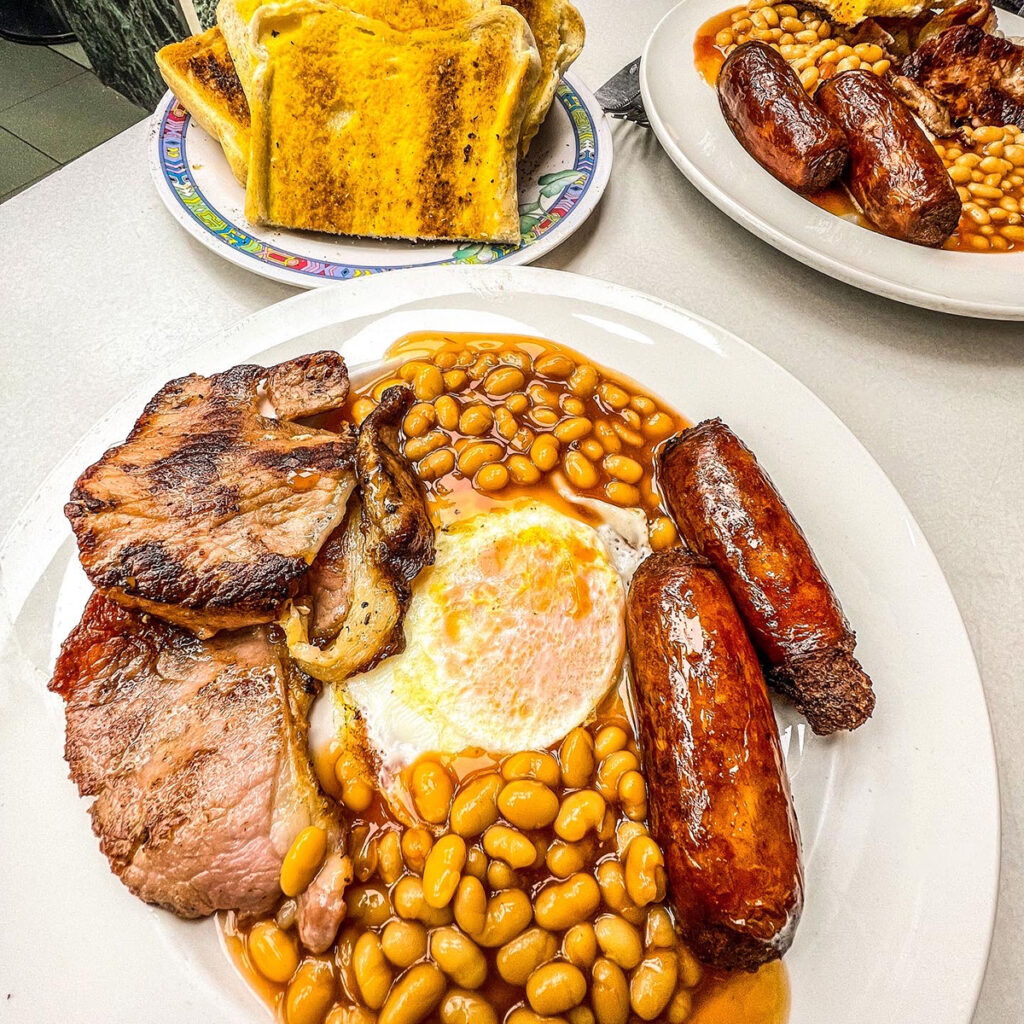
[{"x1": 0, "y1": 38, "x2": 147, "y2": 203}]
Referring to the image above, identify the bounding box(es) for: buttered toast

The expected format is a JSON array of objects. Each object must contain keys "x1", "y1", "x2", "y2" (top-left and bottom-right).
[
  {"x1": 504, "y1": 0, "x2": 584, "y2": 155},
  {"x1": 245, "y1": 2, "x2": 540, "y2": 243},
  {"x1": 216, "y1": 0, "x2": 501, "y2": 103},
  {"x1": 155, "y1": 27, "x2": 251, "y2": 185}
]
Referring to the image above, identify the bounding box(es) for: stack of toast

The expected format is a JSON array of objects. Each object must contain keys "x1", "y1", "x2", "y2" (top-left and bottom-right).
[{"x1": 155, "y1": 0, "x2": 584, "y2": 244}]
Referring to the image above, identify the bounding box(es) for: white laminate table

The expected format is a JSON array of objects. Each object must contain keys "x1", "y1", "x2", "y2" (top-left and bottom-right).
[{"x1": 1, "y1": 1, "x2": 1021, "y2": 1020}]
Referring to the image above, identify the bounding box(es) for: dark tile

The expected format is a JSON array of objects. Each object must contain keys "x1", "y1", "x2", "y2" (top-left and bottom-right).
[
  {"x1": 48, "y1": 41, "x2": 92, "y2": 68},
  {"x1": 0, "y1": 127, "x2": 57, "y2": 198},
  {"x1": 0, "y1": 37, "x2": 84, "y2": 111},
  {"x1": 0, "y1": 72, "x2": 147, "y2": 163}
]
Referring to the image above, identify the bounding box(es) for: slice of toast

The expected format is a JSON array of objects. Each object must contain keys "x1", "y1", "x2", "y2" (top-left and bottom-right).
[
  {"x1": 217, "y1": 0, "x2": 500, "y2": 104},
  {"x1": 245, "y1": 1, "x2": 540, "y2": 243},
  {"x1": 503, "y1": 0, "x2": 584, "y2": 155},
  {"x1": 155, "y1": 27, "x2": 251, "y2": 186}
]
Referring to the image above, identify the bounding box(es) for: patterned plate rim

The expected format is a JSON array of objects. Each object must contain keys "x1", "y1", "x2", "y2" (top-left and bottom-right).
[{"x1": 150, "y1": 75, "x2": 611, "y2": 282}]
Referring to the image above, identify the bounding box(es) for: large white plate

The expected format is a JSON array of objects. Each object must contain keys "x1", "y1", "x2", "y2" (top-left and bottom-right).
[
  {"x1": 0, "y1": 267, "x2": 999, "y2": 1023},
  {"x1": 148, "y1": 75, "x2": 612, "y2": 288},
  {"x1": 641, "y1": 0, "x2": 1024, "y2": 320}
]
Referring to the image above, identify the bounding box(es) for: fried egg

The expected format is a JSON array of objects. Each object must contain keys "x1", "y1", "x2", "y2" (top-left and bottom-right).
[{"x1": 310, "y1": 501, "x2": 627, "y2": 790}]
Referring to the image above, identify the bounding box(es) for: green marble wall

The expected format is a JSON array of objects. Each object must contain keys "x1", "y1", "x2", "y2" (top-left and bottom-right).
[
  {"x1": 56, "y1": 0, "x2": 189, "y2": 109},
  {"x1": 194, "y1": 0, "x2": 218, "y2": 29}
]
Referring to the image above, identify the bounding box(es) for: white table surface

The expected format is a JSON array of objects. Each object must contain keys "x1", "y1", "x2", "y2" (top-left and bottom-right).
[{"x1": 1, "y1": 0, "x2": 1021, "y2": 1018}]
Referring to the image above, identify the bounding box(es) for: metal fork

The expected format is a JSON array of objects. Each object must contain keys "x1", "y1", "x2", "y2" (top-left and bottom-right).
[{"x1": 595, "y1": 57, "x2": 650, "y2": 128}]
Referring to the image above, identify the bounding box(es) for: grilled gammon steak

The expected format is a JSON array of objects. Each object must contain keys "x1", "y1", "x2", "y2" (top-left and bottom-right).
[
  {"x1": 65, "y1": 353, "x2": 357, "y2": 637},
  {"x1": 284, "y1": 386, "x2": 436, "y2": 684},
  {"x1": 50, "y1": 592, "x2": 346, "y2": 923},
  {"x1": 901, "y1": 25, "x2": 1024, "y2": 127}
]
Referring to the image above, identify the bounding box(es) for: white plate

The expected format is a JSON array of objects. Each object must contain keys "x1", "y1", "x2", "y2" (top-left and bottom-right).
[
  {"x1": 148, "y1": 75, "x2": 612, "y2": 288},
  {"x1": 0, "y1": 267, "x2": 999, "y2": 1023},
  {"x1": 641, "y1": 0, "x2": 1024, "y2": 320}
]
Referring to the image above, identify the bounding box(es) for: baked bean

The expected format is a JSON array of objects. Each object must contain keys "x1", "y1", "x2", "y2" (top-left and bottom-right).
[
  {"x1": 596, "y1": 861, "x2": 644, "y2": 926},
  {"x1": 526, "y1": 962, "x2": 587, "y2": 1015},
  {"x1": 410, "y1": 761, "x2": 454, "y2": 825},
  {"x1": 403, "y1": 402, "x2": 436, "y2": 438},
  {"x1": 667, "y1": 989, "x2": 693, "y2": 1024},
  {"x1": 530, "y1": 434, "x2": 560, "y2": 472},
  {"x1": 624, "y1": 837, "x2": 666, "y2": 908},
  {"x1": 497, "y1": 927, "x2": 559, "y2": 985},
  {"x1": 621, "y1": 408, "x2": 642, "y2": 429},
  {"x1": 412, "y1": 365, "x2": 445, "y2": 402},
  {"x1": 643, "y1": 413, "x2": 675, "y2": 440},
  {"x1": 676, "y1": 945, "x2": 704, "y2": 989},
  {"x1": 335, "y1": 925, "x2": 362, "y2": 1004},
  {"x1": 393, "y1": 876, "x2": 454, "y2": 926},
  {"x1": 611, "y1": 421, "x2": 643, "y2": 448},
  {"x1": 482, "y1": 825, "x2": 536, "y2": 869},
  {"x1": 326, "y1": 1007, "x2": 377, "y2": 1024},
  {"x1": 507, "y1": 1010, "x2": 567, "y2": 1024},
  {"x1": 564, "y1": 451, "x2": 598, "y2": 489},
  {"x1": 597, "y1": 751, "x2": 640, "y2": 801},
  {"x1": 494, "y1": 406, "x2": 518, "y2": 440},
  {"x1": 593, "y1": 421, "x2": 621, "y2": 454},
  {"x1": 418, "y1": 448, "x2": 455, "y2": 482},
  {"x1": 430, "y1": 927, "x2": 488, "y2": 989},
  {"x1": 434, "y1": 350, "x2": 460, "y2": 370},
  {"x1": 596, "y1": 382, "x2": 630, "y2": 410},
  {"x1": 648, "y1": 516, "x2": 677, "y2": 551},
  {"x1": 507, "y1": 454, "x2": 541, "y2": 484},
  {"x1": 512, "y1": 426, "x2": 536, "y2": 453},
  {"x1": 378, "y1": 963, "x2": 447, "y2": 1024},
  {"x1": 350, "y1": 828, "x2": 378, "y2": 882},
  {"x1": 459, "y1": 404, "x2": 494, "y2": 436},
  {"x1": 568, "y1": 364, "x2": 599, "y2": 396},
  {"x1": 506, "y1": 393, "x2": 530, "y2": 415},
  {"x1": 594, "y1": 915, "x2": 643, "y2": 969},
  {"x1": 423, "y1": 834, "x2": 467, "y2": 909},
  {"x1": 498, "y1": 780, "x2": 560, "y2": 830},
  {"x1": 454, "y1": 876, "x2": 488, "y2": 937},
  {"x1": 353, "y1": 933, "x2": 393, "y2": 1010},
  {"x1": 613, "y1": 820, "x2": 648, "y2": 862},
  {"x1": 475, "y1": 463, "x2": 509, "y2": 491},
  {"x1": 484, "y1": 366, "x2": 526, "y2": 396},
  {"x1": 281, "y1": 826, "x2": 328, "y2": 897},
  {"x1": 546, "y1": 839, "x2": 590, "y2": 878},
  {"x1": 478, "y1": 888, "x2": 533, "y2": 947},
  {"x1": 444, "y1": 369, "x2": 468, "y2": 391},
  {"x1": 450, "y1": 773, "x2": 502, "y2": 837},
  {"x1": 594, "y1": 725, "x2": 628, "y2": 760},
  {"x1": 487, "y1": 859, "x2": 521, "y2": 891},
  {"x1": 249, "y1": 920, "x2": 299, "y2": 984},
  {"x1": 286, "y1": 960, "x2": 335, "y2": 1024},
  {"x1": 465, "y1": 845, "x2": 488, "y2": 880},
  {"x1": 562, "y1": 922, "x2": 598, "y2": 969},
  {"x1": 381, "y1": 920, "x2": 428, "y2": 969},
  {"x1": 604, "y1": 481, "x2": 640, "y2": 508},
  {"x1": 458, "y1": 441, "x2": 504, "y2": 478},
  {"x1": 580, "y1": 438, "x2": 605, "y2": 461},
  {"x1": 555, "y1": 417, "x2": 593, "y2": 443},
  {"x1": 276, "y1": 898, "x2": 298, "y2": 931},
  {"x1": 561, "y1": 396, "x2": 587, "y2": 416},
  {"x1": 342, "y1": 776, "x2": 375, "y2": 815},
  {"x1": 347, "y1": 883, "x2": 392, "y2": 927},
  {"x1": 501, "y1": 751, "x2": 561, "y2": 787},
  {"x1": 535, "y1": 874, "x2": 601, "y2": 930},
  {"x1": 401, "y1": 828, "x2": 433, "y2": 874},
  {"x1": 535, "y1": 353, "x2": 576, "y2": 379},
  {"x1": 630, "y1": 394, "x2": 655, "y2": 415},
  {"x1": 377, "y1": 831, "x2": 404, "y2": 885},
  {"x1": 531, "y1": 407, "x2": 560, "y2": 428},
  {"x1": 440, "y1": 990, "x2": 499, "y2": 1024},
  {"x1": 405, "y1": 429, "x2": 449, "y2": 462},
  {"x1": 554, "y1": 790, "x2": 606, "y2": 842},
  {"x1": 629, "y1": 953, "x2": 677, "y2": 1021},
  {"x1": 469, "y1": 354, "x2": 499, "y2": 380},
  {"x1": 591, "y1": 958, "x2": 630, "y2": 1024},
  {"x1": 351, "y1": 397, "x2": 376, "y2": 425},
  {"x1": 644, "y1": 907, "x2": 676, "y2": 949},
  {"x1": 601, "y1": 454, "x2": 643, "y2": 484},
  {"x1": 559, "y1": 728, "x2": 596, "y2": 788}
]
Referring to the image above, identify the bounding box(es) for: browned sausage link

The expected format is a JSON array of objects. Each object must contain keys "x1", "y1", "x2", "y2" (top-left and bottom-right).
[
  {"x1": 626, "y1": 551, "x2": 802, "y2": 971},
  {"x1": 658, "y1": 419, "x2": 875, "y2": 735},
  {"x1": 817, "y1": 69, "x2": 961, "y2": 247},
  {"x1": 717, "y1": 41, "x2": 848, "y2": 193}
]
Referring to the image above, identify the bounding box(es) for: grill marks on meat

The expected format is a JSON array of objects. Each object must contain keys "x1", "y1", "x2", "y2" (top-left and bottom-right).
[
  {"x1": 284, "y1": 386, "x2": 436, "y2": 684},
  {"x1": 901, "y1": 26, "x2": 1024, "y2": 128},
  {"x1": 50, "y1": 593, "x2": 343, "y2": 919},
  {"x1": 65, "y1": 354, "x2": 357, "y2": 636}
]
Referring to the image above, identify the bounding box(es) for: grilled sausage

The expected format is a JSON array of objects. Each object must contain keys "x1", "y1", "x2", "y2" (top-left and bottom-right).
[
  {"x1": 817, "y1": 70, "x2": 961, "y2": 247},
  {"x1": 717, "y1": 41, "x2": 848, "y2": 193},
  {"x1": 658, "y1": 419, "x2": 875, "y2": 735},
  {"x1": 626, "y1": 551, "x2": 802, "y2": 971}
]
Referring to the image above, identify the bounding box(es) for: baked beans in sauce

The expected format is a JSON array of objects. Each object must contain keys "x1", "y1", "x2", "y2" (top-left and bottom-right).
[
  {"x1": 219, "y1": 335, "x2": 789, "y2": 1024},
  {"x1": 695, "y1": 4, "x2": 1024, "y2": 253}
]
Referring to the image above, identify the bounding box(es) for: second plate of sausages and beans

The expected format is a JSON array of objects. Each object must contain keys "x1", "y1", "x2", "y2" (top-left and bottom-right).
[
  {"x1": 0, "y1": 268, "x2": 998, "y2": 1024},
  {"x1": 642, "y1": 0, "x2": 1024, "y2": 319}
]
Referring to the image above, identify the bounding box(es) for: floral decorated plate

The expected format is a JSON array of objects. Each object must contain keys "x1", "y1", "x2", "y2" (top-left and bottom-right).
[{"x1": 148, "y1": 75, "x2": 612, "y2": 288}]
